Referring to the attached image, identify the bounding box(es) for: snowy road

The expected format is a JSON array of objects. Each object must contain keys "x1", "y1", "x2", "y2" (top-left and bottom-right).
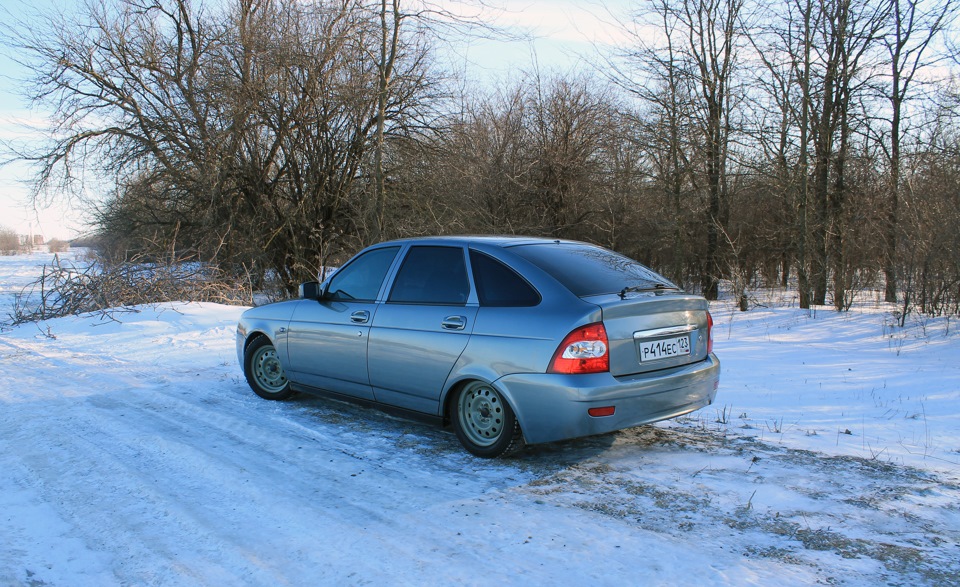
[{"x1": 1, "y1": 253, "x2": 958, "y2": 586}]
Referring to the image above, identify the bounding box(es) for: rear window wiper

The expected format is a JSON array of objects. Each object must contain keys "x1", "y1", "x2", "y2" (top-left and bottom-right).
[{"x1": 619, "y1": 283, "x2": 677, "y2": 299}]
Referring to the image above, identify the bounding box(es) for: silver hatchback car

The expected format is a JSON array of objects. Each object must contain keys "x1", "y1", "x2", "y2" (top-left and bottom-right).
[{"x1": 237, "y1": 236, "x2": 719, "y2": 457}]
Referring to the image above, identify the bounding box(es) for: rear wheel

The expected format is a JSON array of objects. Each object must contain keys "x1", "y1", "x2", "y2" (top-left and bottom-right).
[
  {"x1": 243, "y1": 336, "x2": 296, "y2": 400},
  {"x1": 452, "y1": 381, "x2": 523, "y2": 458}
]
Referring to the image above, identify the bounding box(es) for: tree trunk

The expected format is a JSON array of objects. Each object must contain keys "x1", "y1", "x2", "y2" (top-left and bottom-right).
[{"x1": 797, "y1": 0, "x2": 813, "y2": 309}]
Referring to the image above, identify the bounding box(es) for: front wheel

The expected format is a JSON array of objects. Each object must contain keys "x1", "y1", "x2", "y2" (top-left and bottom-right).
[
  {"x1": 452, "y1": 381, "x2": 524, "y2": 458},
  {"x1": 243, "y1": 336, "x2": 296, "y2": 400}
]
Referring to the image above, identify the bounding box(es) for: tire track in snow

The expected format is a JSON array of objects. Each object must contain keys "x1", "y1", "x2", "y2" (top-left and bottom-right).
[
  {"x1": 518, "y1": 426, "x2": 960, "y2": 585},
  {"x1": 1, "y1": 331, "x2": 547, "y2": 584}
]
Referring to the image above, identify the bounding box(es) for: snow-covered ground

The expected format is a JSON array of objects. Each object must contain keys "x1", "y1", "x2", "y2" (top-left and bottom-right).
[{"x1": 1, "y1": 252, "x2": 957, "y2": 586}]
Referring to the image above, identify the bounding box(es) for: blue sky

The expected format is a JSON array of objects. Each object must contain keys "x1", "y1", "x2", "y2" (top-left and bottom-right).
[
  {"x1": 0, "y1": 0, "x2": 629, "y2": 240},
  {"x1": 0, "y1": 0, "x2": 84, "y2": 240}
]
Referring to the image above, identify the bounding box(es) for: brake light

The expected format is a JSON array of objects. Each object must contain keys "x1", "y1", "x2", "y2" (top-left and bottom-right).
[
  {"x1": 707, "y1": 311, "x2": 714, "y2": 354},
  {"x1": 548, "y1": 322, "x2": 609, "y2": 374}
]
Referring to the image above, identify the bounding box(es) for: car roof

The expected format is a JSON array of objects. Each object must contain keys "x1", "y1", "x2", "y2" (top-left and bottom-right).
[{"x1": 377, "y1": 235, "x2": 586, "y2": 248}]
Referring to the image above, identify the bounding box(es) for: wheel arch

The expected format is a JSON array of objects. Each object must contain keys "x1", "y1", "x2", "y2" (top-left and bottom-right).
[
  {"x1": 243, "y1": 330, "x2": 272, "y2": 353},
  {"x1": 441, "y1": 374, "x2": 523, "y2": 434}
]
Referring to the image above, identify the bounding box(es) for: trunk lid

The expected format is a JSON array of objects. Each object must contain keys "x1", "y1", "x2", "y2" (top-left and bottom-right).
[{"x1": 584, "y1": 292, "x2": 711, "y2": 377}]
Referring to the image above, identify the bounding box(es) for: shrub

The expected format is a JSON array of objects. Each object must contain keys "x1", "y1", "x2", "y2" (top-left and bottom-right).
[
  {"x1": 47, "y1": 238, "x2": 70, "y2": 253},
  {"x1": 0, "y1": 226, "x2": 19, "y2": 255},
  {"x1": 10, "y1": 252, "x2": 255, "y2": 324}
]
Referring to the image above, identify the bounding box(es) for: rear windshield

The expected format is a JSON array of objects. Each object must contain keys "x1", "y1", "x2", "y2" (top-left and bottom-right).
[{"x1": 511, "y1": 243, "x2": 676, "y2": 297}]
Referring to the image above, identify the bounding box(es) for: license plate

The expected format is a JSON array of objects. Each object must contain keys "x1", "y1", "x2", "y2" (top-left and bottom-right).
[{"x1": 638, "y1": 335, "x2": 690, "y2": 362}]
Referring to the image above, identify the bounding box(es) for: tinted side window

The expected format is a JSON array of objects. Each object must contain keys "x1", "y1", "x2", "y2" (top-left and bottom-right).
[
  {"x1": 511, "y1": 243, "x2": 676, "y2": 297},
  {"x1": 470, "y1": 250, "x2": 540, "y2": 307},
  {"x1": 326, "y1": 246, "x2": 400, "y2": 301},
  {"x1": 389, "y1": 246, "x2": 469, "y2": 305}
]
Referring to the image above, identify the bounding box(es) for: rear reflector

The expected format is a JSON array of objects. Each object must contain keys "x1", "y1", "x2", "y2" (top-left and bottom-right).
[{"x1": 588, "y1": 406, "x2": 616, "y2": 417}]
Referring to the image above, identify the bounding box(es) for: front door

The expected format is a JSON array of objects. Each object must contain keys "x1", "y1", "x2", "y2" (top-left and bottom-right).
[{"x1": 285, "y1": 246, "x2": 400, "y2": 400}]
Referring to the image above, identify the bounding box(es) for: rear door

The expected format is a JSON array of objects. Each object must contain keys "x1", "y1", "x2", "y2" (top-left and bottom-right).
[{"x1": 368, "y1": 245, "x2": 477, "y2": 414}]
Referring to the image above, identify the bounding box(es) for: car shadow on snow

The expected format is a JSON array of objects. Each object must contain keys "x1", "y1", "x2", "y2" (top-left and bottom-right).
[{"x1": 274, "y1": 390, "x2": 618, "y2": 468}]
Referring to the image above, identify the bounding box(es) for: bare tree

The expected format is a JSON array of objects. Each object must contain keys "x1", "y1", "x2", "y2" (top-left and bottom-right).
[
  {"x1": 608, "y1": 0, "x2": 743, "y2": 299},
  {"x1": 526, "y1": 74, "x2": 615, "y2": 238},
  {"x1": 798, "y1": 0, "x2": 888, "y2": 308},
  {"x1": 8, "y1": 0, "x2": 436, "y2": 291},
  {"x1": 363, "y1": 0, "x2": 513, "y2": 244},
  {"x1": 612, "y1": 2, "x2": 700, "y2": 285},
  {"x1": 879, "y1": 0, "x2": 955, "y2": 303},
  {"x1": 680, "y1": 0, "x2": 744, "y2": 300},
  {"x1": 797, "y1": 0, "x2": 815, "y2": 308},
  {"x1": 419, "y1": 73, "x2": 624, "y2": 238},
  {"x1": 369, "y1": 0, "x2": 405, "y2": 244},
  {"x1": 751, "y1": 0, "x2": 887, "y2": 307},
  {"x1": 444, "y1": 85, "x2": 534, "y2": 233}
]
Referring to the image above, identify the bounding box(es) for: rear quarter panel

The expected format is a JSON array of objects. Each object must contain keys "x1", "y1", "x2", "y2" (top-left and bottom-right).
[{"x1": 440, "y1": 243, "x2": 601, "y2": 415}]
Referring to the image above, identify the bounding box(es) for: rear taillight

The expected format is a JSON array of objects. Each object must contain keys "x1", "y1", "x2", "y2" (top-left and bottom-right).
[
  {"x1": 548, "y1": 322, "x2": 609, "y2": 374},
  {"x1": 707, "y1": 311, "x2": 714, "y2": 354}
]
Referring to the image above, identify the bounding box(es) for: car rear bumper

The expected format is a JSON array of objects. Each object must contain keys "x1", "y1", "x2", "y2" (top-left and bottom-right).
[{"x1": 495, "y1": 354, "x2": 720, "y2": 445}]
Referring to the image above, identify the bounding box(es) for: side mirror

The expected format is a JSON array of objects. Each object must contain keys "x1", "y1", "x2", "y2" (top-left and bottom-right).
[{"x1": 299, "y1": 281, "x2": 321, "y2": 300}]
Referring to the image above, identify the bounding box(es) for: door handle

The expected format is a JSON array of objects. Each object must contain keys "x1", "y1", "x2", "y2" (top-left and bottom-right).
[
  {"x1": 441, "y1": 315, "x2": 466, "y2": 331},
  {"x1": 350, "y1": 310, "x2": 370, "y2": 324}
]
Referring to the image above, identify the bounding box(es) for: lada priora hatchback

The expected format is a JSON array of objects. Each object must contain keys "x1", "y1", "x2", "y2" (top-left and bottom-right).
[{"x1": 237, "y1": 236, "x2": 720, "y2": 457}]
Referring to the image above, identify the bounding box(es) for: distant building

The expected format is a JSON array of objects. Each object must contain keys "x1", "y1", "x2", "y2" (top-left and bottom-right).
[{"x1": 17, "y1": 234, "x2": 45, "y2": 247}]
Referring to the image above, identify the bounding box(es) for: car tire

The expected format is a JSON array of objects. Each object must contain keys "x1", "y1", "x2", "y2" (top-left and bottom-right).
[
  {"x1": 452, "y1": 381, "x2": 524, "y2": 458},
  {"x1": 243, "y1": 336, "x2": 296, "y2": 401}
]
